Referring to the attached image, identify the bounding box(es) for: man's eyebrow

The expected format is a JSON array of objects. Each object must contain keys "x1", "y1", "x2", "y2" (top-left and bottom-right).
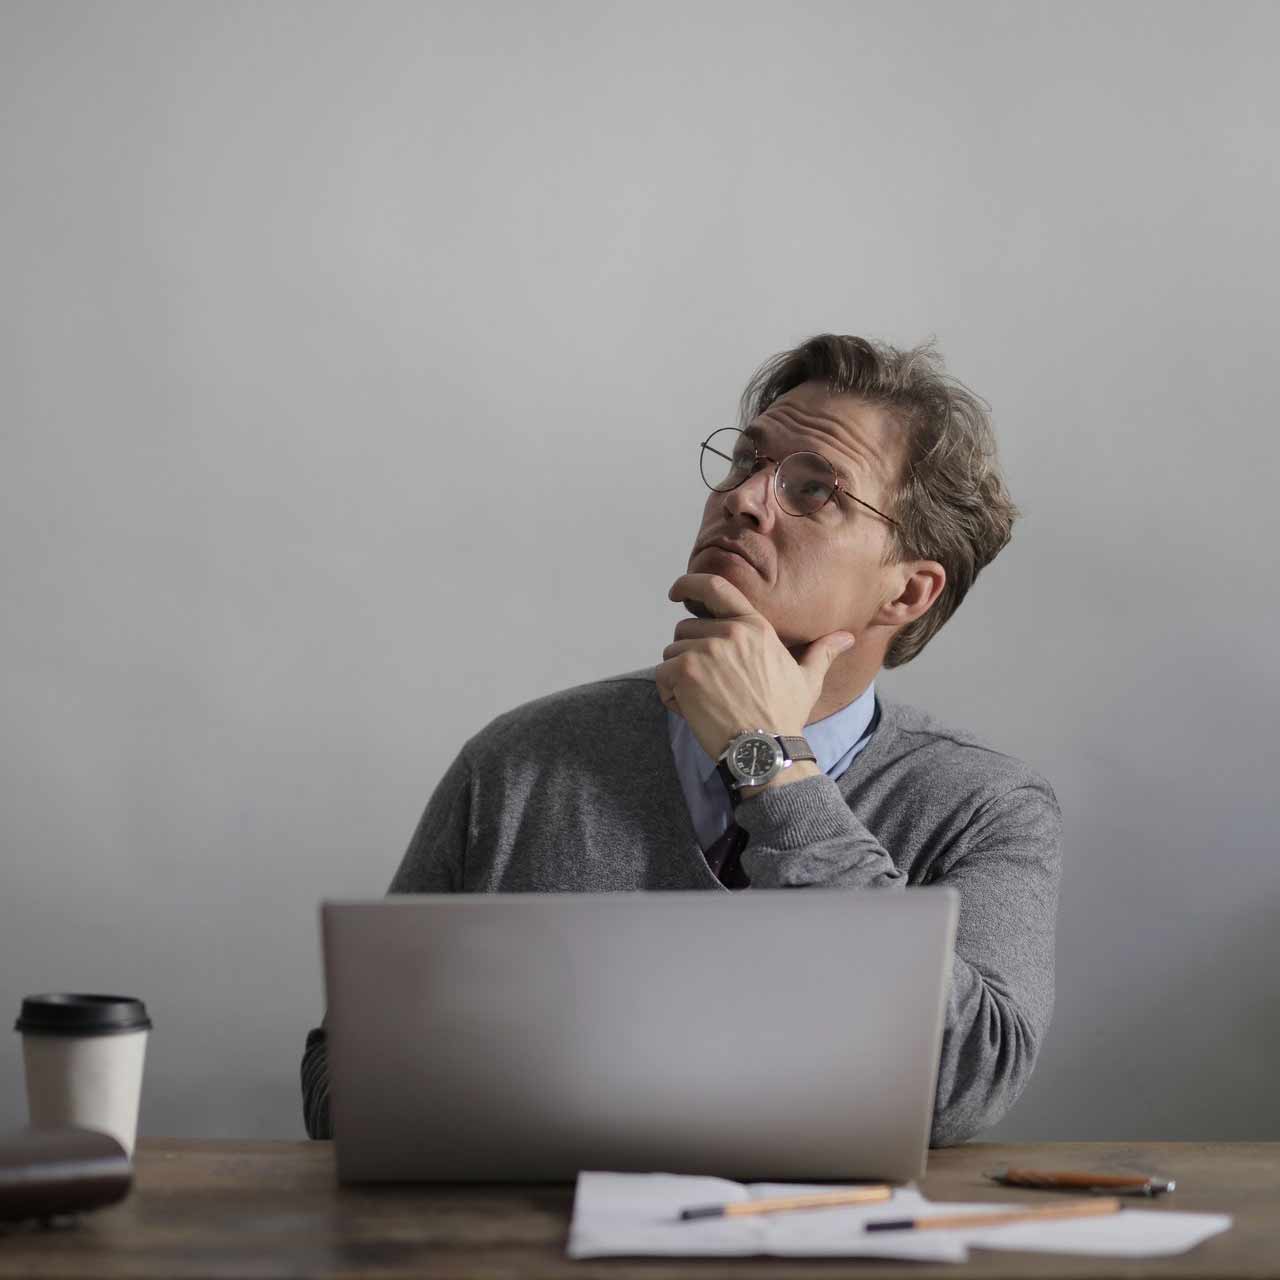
[{"x1": 742, "y1": 421, "x2": 858, "y2": 486}]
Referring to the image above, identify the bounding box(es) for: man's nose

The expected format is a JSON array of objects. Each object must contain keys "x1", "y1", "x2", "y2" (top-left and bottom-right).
[{"x1": 722, "y1": 459, "x2": 779, "y2": 526}]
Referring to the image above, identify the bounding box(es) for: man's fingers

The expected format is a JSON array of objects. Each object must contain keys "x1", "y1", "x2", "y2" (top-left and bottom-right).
[
  {"x1": 654, "y1": 665, "x2": 683, "y2": 715},
  {"x1": 662, "y1": 639, "x2": 700, "y2": 661},
  {"x1": 672, "y1": 617, "x2": 733, "y2": 641}
]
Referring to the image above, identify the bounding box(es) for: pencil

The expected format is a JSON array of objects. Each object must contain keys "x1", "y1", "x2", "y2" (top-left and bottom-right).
[
  {"x1": 679, "y1": 1185, "x2": 893, "y2": 1221},
  {"x1": 986, "y1": 1167, "x2": 1174, "y2": 1195},
  {"x1": 864, "y1": 1196, "x2": 1123, "y2": 1233}
]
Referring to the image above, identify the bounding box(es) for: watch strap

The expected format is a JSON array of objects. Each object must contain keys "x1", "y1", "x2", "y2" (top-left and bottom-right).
[
  {"x1": 717, "y1": 732, "x2": 818, "y2": 797},
  {"x1": 716, "y1": 758, "x2": 739, "y2": 798},
  {"x1": 776, "y1": 735, "x2": 817, "y2": 765}
]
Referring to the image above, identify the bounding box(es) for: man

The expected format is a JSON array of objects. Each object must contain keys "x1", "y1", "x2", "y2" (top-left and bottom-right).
[{"x1": 301, "y1": 333, "x2": 1062, "y2": 1147}]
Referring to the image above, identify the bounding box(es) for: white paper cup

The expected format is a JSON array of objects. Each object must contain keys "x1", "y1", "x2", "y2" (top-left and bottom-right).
[{"x1": 15, "y1": 994, "x2": 153, "y2": 1160}]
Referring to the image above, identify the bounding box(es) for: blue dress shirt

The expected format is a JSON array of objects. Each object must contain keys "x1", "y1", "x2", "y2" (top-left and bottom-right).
[{"x1": 666, "y1": 680, "x2": 879, "y2": 854}]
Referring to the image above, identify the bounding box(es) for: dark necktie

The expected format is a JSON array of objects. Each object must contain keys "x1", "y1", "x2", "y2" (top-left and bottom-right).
[{"x1": 703, "y1": 819, "x2": 751, "y2": 890}]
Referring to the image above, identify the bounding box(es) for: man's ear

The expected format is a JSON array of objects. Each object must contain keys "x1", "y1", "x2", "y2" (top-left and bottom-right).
[{"x1": 876, "y1": 561, "x2": 946, "y2": 628}]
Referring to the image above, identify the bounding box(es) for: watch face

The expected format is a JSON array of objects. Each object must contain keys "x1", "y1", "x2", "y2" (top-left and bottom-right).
[{"x1": 732, "y1": 736, "x2": 779, "y2": 779}]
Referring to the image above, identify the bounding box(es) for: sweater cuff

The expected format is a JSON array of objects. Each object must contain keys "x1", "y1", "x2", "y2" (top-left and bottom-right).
[
  {"x1": 732, "y1": 771, "x2": 854, "y2": 849},
  {"x1": 732, "y1": 770, "x2": 905, "y2": 888}
]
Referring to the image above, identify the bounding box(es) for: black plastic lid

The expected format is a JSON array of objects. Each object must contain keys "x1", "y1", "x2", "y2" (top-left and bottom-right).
[{"x1": 14, "y1": 995, "x2": 153, "y2": 1037}]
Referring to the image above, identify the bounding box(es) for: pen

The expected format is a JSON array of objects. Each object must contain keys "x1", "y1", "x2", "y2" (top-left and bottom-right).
[
  {"x1": 679, "y1": 1185, "x2": 892, "y2": 1220},
  {"x1": 986, "y1": 1167, "x2": 1175, "y2": 1196},
  {"x1": 865, "y1": 1196, "x2": 1123, "y2": 1233}
]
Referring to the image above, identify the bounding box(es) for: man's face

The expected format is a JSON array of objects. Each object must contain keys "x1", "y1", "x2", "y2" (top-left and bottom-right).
[{"x1": 687, "y1": 381, "x2": 905, "y2": 651}]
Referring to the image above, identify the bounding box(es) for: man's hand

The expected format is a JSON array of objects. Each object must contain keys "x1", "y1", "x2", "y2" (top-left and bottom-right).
[{"x1": 657, "y1": 573, "x2": 855, "y2": 764}]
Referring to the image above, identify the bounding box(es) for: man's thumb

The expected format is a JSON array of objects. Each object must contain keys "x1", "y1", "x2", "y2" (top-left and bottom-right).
[{"x1": 803, "y1": 631, "x2": 856, "y2": 674}]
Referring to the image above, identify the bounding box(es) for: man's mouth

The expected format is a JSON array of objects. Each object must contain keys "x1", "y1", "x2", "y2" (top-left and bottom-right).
[
  {"x1": 697, "y1": 539, "x2": 762, "y2": 573},
  {"x1": 705, "y1": 546, "x2": 751, "y2": 565}
]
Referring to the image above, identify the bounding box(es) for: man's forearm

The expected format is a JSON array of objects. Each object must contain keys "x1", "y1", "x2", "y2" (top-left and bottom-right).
[
  {"x1": 733, "y1": 772, "x2": 1061, "y2": 1147},
  {"x1": 735, "y1": 772, "x2": 907, "y2": 889}
]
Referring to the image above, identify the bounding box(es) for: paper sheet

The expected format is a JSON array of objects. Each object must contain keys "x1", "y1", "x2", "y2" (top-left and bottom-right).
[{"x1": 566, "y1": 1171, "x2": 1233, "y2": 1262}]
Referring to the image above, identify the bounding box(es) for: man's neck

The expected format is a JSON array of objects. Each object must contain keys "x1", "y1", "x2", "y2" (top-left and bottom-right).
[{"x1": 799, "y1": 646, "x2": 882, "y2": 725}]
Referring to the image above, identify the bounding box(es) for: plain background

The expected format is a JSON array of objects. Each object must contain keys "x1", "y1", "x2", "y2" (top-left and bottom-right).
[{"x1": 2, "y1": 1, "x2": 1277, "y2": 1145}]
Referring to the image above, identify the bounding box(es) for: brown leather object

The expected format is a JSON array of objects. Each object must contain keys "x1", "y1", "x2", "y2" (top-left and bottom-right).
[{"x1": 0, "y1": 1126, "x2": 132, "y2": 1222}]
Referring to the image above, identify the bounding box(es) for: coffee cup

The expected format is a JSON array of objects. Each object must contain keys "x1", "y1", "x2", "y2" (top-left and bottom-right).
[{"x1": 14, "y1": 995, "x2": 153, "y2": 1160}]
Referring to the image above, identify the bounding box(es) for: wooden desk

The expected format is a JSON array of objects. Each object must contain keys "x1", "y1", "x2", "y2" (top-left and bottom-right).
[{"x1": 0, "y1": 1139, "x2": 1273, "y2": 1277}]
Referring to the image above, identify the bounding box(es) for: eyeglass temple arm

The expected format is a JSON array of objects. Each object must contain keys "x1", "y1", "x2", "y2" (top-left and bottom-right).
[{"x1": 842, "y1": 489, "x2": 901, "y2": 528}]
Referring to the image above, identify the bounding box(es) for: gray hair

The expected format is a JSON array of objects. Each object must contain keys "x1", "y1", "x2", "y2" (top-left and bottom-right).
[{"x1": 739, "y1": 334, "x2": 1019, "y2": 668}]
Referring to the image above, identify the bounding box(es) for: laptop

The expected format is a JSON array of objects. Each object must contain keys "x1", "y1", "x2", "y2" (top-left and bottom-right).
[{"x1": 320, "y1": 888, "x2": 958, "y2": 1184}]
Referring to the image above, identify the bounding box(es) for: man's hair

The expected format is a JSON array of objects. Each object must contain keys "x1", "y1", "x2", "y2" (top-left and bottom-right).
[{"x1": 739, "y1": 333, "x2": 1019, "y2": 668}]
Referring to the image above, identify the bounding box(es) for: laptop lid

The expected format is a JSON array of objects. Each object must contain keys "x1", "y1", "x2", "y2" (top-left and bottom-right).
[{"x1": 321, "y1": 888, "x2": 958, "y2": 1184}]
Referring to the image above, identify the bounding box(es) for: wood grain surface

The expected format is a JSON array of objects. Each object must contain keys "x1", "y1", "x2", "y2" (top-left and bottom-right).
[{"x1": 0, "y1": 1139, "x2": 1273, "y2": 1278}]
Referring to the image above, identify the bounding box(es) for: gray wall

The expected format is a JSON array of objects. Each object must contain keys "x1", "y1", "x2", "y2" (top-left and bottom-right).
[{"x1": 3, "y1": 0, "x2": 1277, "y2": 1145}]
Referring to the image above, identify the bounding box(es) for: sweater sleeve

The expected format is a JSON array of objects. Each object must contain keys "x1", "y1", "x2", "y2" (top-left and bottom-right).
[
  {"x1": 735, "y1": 771, "x2": 1063, "y2": 1147},
  {"x1": 299, "y1": 749, "x2": 474, "y2": 1140},
  {"x1": 300, "y1": 1017, "x2": 333, "y2": 1139}
]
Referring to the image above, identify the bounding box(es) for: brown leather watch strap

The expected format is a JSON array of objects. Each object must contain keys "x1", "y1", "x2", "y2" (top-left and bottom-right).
[{"x1": 777, "y1": 735, "x2": 816, "y2": 764}]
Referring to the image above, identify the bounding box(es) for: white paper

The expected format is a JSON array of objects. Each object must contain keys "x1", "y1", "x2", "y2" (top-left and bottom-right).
[
  {"x1": 964, "y1": 1200, "x2": 1234, "y2": 1258},
  {"x1": 568, "y1": 1174, "x2": 964, "y2": 1262},
  {"x1": 566, "y1": 1171, "x2": 1233, "y2": 1262}
]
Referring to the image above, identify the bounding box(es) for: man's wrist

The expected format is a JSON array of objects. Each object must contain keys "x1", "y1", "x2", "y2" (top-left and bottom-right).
[{"x1": 738, "y1": 759, "x2": 821, "y2": 801}]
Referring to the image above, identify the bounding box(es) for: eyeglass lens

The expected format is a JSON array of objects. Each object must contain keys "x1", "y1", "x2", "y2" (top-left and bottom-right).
[{"x1": 699, "y1": 428, "x2": 836, "y2": 516}]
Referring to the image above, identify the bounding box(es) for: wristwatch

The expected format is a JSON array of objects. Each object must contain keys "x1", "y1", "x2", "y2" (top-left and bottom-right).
[{"x1": 716, "y1": 729, "x2": 817, "y2": 797}]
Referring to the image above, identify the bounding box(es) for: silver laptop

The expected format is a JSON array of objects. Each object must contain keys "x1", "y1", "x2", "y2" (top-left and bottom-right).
[{"x1": 321, "y1": 889, "x2": 958, "y2": 1184}]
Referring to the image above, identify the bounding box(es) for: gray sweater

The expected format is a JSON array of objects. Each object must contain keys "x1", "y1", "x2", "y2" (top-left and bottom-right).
[{"x1": 301, "y1": 666, "x2": 1062, "y2": 1147}]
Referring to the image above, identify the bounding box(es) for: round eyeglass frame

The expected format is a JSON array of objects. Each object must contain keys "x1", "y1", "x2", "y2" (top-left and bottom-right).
[{"x1": 699, "y1": 428, "x2": 900, "y2": 527}]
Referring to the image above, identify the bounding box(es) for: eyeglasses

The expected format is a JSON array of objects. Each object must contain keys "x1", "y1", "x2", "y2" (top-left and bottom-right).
[{"x1": 698, "y1": 428, "x2": 900, "y2": 527}]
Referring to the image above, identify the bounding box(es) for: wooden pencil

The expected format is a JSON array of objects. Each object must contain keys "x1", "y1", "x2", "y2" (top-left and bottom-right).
[
  {"x1": 865, "y1": 1196, "x2": 1123, "y2": 1233},
  {"x1": 680, "y1": 1185, "x2": 893, "y2": 1220}
]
